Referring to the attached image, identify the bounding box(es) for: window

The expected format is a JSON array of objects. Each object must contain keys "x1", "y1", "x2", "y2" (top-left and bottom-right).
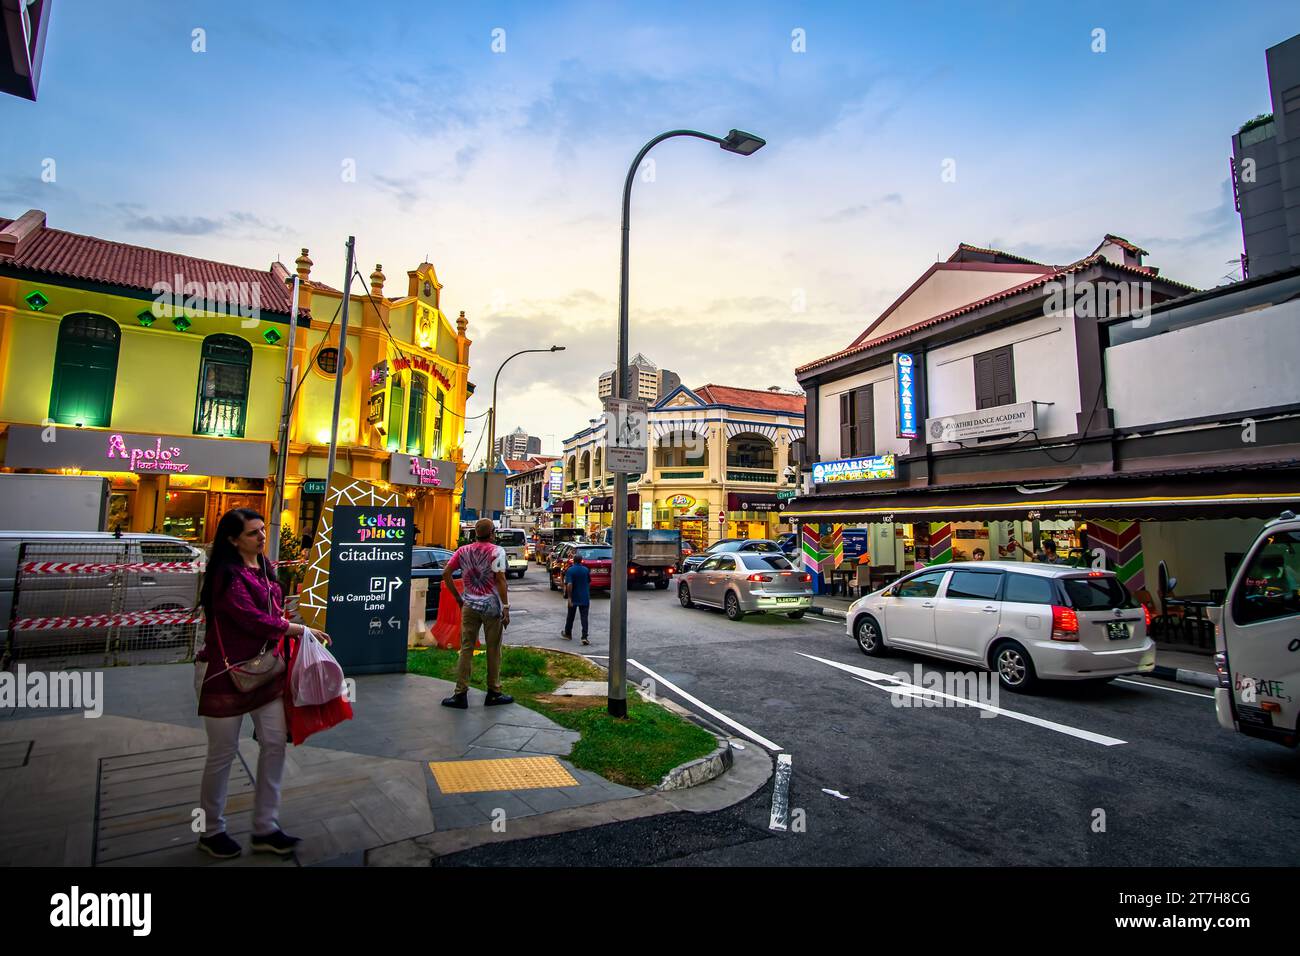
[
  {"x1": 838, "y1": 386, "x2": 874, "y2": 457},
  {"x1": 407, "y1": 372, "x2": 428, "y2": 456},
  {"x1": 432, "y1": 388, "x2": 445, "y2": 456},
  {"x1": 741, "y1": 553, "x2": 793, "y2": 571},
  {"x1": 728, "y1": 437, "x2": 774, "y2": 469},
  {"x1": 387, "y1": 375, "x2": 405, "y2": 452},
  {"x1": 1062, "y1": 575, "x2": 1136, "y2": 610},
  {"x1": 974, "y1": 345, "x2": 1015, "y2": 409},
  {"x1": 1003, "y1": 572, "x2": 1056, "y2": 605},
  {"x1": 316, "y1": 347, "x2": 340, "y2": 374},
  {"x1": 896, "y1": 568, "x2": 947, "y2": 599},
  {"x1": 194, "y1": 334, "x2": 252, "y2": 437},
  {"x1": 1232, "y1": 530, "x2": 1300, "y2": 626},
  {"x1": 945, "y1": 570, "x2": 1003, "y2": 601},
  {"x1": 738, "y1": 541, "x2": 781, "y2": 553},
  {"x1": 714, "y1": 556, "x2": 737, "y2": 571},
  {"x1": 49, "y1": 314, "x2": 120, "y2": 427}
]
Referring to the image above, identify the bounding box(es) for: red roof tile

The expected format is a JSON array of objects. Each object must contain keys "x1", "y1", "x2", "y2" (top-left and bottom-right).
[
  {"x1": 946, "y1": 243, "x2": 1052, "y2": 267},
  {"x1": 0, "y1": 214, "x2": 305, "y2": 317},
  {"x1": 796, "y1": 254, "x2": 1199, "y2": 376},
  {"x1": 692, "y1": 384, "x2": 805, "y2": 414}
]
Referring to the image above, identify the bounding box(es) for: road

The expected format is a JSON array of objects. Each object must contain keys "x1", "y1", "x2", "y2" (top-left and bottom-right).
[{"x1": 442, "y1": 566, "x2": 1300, "y2": 866}]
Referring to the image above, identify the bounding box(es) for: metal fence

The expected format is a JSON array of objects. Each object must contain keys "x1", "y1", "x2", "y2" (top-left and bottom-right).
[{"x1": 6, "y1": 541, "x2": 202, "y2": 670}]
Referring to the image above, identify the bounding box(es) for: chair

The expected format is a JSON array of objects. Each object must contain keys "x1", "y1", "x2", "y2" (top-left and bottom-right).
[
  {"x1": 1151, "y1": 561, "x2": 1186, "y2": 641},
  {"x1": 854, "y1": 564, "x2": 872, "y2": 597},
  {"x1": 869, "y1": 565, "x2": 897, "y2": 592}
]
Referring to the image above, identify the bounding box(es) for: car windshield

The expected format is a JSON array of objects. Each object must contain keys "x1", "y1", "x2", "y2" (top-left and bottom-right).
[
  {"x1": 576, "y1": 547, "x2": 611, "y2": 560},
  {"x1": 741, "y1": 541, "x2": 780, "y2": 552},
  {"x1": 497, "y1": 530, "x2": 526, "y2": 546},
  {"x1": 1062, "y1": 575, "x2": 1135, "y2": 610},
  {"x1": 740, "y1": 553, "x2": 793, "y2": 571}
]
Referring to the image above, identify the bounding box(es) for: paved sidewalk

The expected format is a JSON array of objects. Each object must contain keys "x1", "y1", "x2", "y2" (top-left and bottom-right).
[
  {"x1": 0, "y1": 663, "x2": 644, "y2": 867},
  {"x1": 809, "y1": 595, "x2": 1218, "y2": 686}
]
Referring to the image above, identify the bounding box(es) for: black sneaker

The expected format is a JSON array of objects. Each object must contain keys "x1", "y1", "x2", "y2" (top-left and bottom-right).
[
  {"x1": 197, "y1": 832, "x2": 242, "y2": 859},
  {"x1": 581, "y1": 638, "x2": 590, "y2": 645},
  {"x1": 484, "y1": 691, "x2": 514, "y2": 706},
  {"x1": 560, "y1": 631, "x2": 572, "y2": 640},
  {"x1": 250, "y1": 830, "x2": 302, "y2": 856},
  {"x1": 441, "y1": 692, "x2": 468, "y2": 709}
]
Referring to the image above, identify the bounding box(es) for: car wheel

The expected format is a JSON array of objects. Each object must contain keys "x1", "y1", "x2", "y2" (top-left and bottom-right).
[
  {"x1": 854, "y1": 615, "x2": 885, "y2": 656},
  {"x1": 787, "y1": 609, "x2": 806, "y2": 619},
  {"x1": 992, "y1": 639, "x2": 1038, "y2": 693},
  {"x1": 725, "y1": 592, "x2": 744, "y2": 621},
  {"x1": 678, "y1": 584, "x2": 693, "y2": 608}
]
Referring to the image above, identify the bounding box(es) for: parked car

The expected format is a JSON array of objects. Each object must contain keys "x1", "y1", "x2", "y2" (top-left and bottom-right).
[
  {"x1": 495, "y1": 527, "x2": 529, "y2": 579},
  {"x1": 845, "y1": 561, "x2": 1154, "y2": 692},
  {"x1": 0, "y1": 531, "x2": 204, "y2": 657},
  {"x1": 548, "y1": 543, "x2": 613, "y2": 591},
  {"x1": 1215, "y1": 511, "x2": 1300, "y2": 748},
  {"x1": 410, "y1": 547, "x2": 460, "y2": 617},
  {"x1": 677, "y1": 551, "x2": 812, "y2": 620},
  {"x1": 679, "y1": 538, "x2": 784, "y2": 575},
  {"x1": 776, "y1": 532, "x2": 798, "y2": 557}
]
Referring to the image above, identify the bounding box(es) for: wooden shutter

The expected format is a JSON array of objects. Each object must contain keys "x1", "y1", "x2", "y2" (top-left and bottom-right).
[
  {"x1": 974, "y1": 346, "x2": 1015, "y2": 409},
  {"x1": 839, "y1": 392, "x2": 854, "y2": 456},
  {"x1": 974, "y1": 351, "x2": 997, "y2": 409},
  {"x1": 854, "y1": 386, "x2": 874, "y2": 456}
]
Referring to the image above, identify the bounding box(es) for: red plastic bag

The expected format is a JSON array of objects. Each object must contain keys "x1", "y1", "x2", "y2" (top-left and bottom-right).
[
  {"x1": 432, "y1": 578, "x2": 477, "y2": 650},
  {"x1": 283, "y1": 635, "x2": 353, "y2": 745}
]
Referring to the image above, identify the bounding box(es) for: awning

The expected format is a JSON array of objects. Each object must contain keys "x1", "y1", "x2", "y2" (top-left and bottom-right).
[
  {"x1": 727, "y1": 492, "x2": 779, "y2": 513},
  {"x1": 588, "y1": 494, "x2": 641, "y2": 513},
  {"x1": 779, "y1": 470, "x2": 1300, "y2": 523},
  {"x1": 560, "y1": 500, "x2": 574, "y2": 514}
]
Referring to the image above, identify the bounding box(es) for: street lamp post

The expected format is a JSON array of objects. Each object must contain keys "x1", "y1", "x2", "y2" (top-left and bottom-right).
[
  {"x1": 484, "y1": 347, "x2": 565, "y2": 516},
  {"x1": 607, "y1": 128, "x2": 765, "y2": 718}
]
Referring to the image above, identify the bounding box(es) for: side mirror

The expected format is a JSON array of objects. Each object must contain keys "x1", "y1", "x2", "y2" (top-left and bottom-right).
[{"x1": 881, "y1": 587, "x2": 894, "y2": 598}]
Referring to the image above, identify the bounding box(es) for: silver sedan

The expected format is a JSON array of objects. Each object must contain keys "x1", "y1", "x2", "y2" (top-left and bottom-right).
[{"x1": 678, "y1": 551, "x2": 812, "y2": 620}]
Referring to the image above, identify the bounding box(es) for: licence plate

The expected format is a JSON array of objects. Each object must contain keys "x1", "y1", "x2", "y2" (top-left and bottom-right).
[
  {"x1": 776, "y1": 597, "x2": 798, "y2": 604},
  {"x1": 1106, "y1": 622, "x2": 1129, "y2": 640}
]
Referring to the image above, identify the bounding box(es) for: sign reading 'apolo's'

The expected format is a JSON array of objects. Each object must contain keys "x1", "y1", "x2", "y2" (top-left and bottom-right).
[
  {"x1": 107, "y1": 434, "x2": 189, "y2": 473},
  {"x1": 387, "y1": 452, "x2": 455, "y2": 488}
]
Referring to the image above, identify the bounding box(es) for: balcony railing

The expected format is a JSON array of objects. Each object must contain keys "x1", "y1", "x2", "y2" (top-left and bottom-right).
[
  {"x1": 196, "y1": 398, "x2": 246, "y2": 438},
  {"x1": 658, "y1": 470, "x2": 705, "y2": 480},
  {"x1": 727, "y1": 469, "x2": 777, "y2": 483}
]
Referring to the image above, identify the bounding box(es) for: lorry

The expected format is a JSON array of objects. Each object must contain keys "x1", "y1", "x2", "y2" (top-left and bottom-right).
[
  {"x1": 0, "y1": 474, "x2": 110, "y2": 532},
  {"x1": 596, "y1": 527, "x2": 680, "y2": 589}
]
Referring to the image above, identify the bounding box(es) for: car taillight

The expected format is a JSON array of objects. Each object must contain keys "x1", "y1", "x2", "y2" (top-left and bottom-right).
[
  {"x1": 747, "y1": 573, "x2": 774, "y2": 583},
  {"x1": 1142, "y1": 605, "x2": 1151, "y2": 629},
  {"x1": 1214, "y1": 651, "x2": 1230, "y2": 689},
  {"x1": 629, "y1": 567, "x2": 638, "y2": 574},
  {"x1": 801, "y1": 573, "x2": 811, "y2": 583},
  {"x1": 1050, "y1": 605, "x2": 1079, "y2": 642}
]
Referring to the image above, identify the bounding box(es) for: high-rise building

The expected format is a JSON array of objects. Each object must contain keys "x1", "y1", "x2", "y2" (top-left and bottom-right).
[
  {"x1": 1231, "y1": 33, "x2": 1300, "y2": 279},
  {"x1": 494, "y1": 426, "x2": 540, "y2": 462},
  {"x1": 598, "y1": 352, "x2": 679, "y2": 403}
]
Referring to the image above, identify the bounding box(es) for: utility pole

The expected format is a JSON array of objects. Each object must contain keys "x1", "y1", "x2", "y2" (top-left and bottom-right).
[
  {"x1": 267, "y1": 273, "x2": 302, "y2": 561},
  {"x1": 325, "y1": 236, "x2": 355, "y2": 482}
]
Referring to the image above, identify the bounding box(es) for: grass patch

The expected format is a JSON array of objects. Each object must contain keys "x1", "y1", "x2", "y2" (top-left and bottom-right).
[{"x1": 407, "y1": 645, "x2": 717, "y2": 788}]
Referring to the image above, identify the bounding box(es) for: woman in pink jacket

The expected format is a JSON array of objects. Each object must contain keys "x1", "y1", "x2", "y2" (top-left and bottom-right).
[{"x1": 194, "y1": 508, "x2": 329, "y2": 860}]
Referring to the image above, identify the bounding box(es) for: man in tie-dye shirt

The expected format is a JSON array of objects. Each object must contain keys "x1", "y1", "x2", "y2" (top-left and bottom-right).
[{"x1": 441, "y1": 518, "x2": 514, "y2": 709}]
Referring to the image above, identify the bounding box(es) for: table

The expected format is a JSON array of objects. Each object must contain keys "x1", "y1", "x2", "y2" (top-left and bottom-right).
[{"x1": 1176, "y1": 594, "x2": 1218, "y2": 647}]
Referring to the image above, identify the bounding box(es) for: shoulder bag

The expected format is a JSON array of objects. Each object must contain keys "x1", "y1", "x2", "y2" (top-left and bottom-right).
[{"x1": 203, "y1": 564, "x2": 287, "y2": 693}]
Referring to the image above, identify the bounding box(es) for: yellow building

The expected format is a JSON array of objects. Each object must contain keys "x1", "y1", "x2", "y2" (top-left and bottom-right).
[
  {"x1": 0, "y1": 209, "x2": 472, "y2": 547},
  {"x1": 560, "y1": 384, "x2": 805, "y2": 550}
]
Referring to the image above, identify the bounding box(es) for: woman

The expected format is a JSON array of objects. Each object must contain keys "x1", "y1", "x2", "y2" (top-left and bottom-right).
[{"x1": 194, "y1": 508, "x2": 330, "y2": 860}]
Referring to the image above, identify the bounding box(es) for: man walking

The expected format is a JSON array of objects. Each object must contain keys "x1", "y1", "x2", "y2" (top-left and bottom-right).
[
  {"x1": 562, "y1": 556, "x2": 592, "y2": 645},
  {"x1": 440, "y1": 518, "x2": 514, "y2": 709}
]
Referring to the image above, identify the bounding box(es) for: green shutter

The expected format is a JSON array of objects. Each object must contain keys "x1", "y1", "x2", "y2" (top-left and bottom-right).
[
  {"x1": 49, "y1": 314, "x2": 120, "y2": 427},
  {"x1": 407, "y1": 373, "x2": 427, "y2": 455},
  {"x1": 387, "y1": 377, "x2": 406, "y2": 452}
]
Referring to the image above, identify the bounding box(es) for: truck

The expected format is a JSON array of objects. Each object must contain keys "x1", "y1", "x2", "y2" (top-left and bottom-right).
[
  {"x1": 596, "y1": 527, "x2": 680, "y2": 589},
  {"x1": 0, "y1": 474, "x2": 110, "y2": 532}
]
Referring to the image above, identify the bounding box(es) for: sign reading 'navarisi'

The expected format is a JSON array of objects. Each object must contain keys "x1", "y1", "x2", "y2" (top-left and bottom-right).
[{"x1": 812, "y1": 454, "x2": 897, "y2": 484}]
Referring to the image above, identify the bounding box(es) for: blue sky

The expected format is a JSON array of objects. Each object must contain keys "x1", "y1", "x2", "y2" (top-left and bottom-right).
[{"x1": 2, "y1": 1, "x2": 1294, "y2": 458}]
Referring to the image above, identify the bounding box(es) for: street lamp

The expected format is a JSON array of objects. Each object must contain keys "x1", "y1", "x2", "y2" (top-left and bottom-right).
[
  {"x1": 487, "y1": 346, "x2": 566, "y2": 472},
  {"x1": 607, "y1": 128, "x2": 765, "y2": 719}
]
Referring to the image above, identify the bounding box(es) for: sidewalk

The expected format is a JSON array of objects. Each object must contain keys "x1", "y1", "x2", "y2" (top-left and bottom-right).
[
  {"x1": 0, "y1": 663, "x2": 666, "y2": 867},
  {"x1": 809, "y1": 595, "x2": 1218, "y2": 688}
]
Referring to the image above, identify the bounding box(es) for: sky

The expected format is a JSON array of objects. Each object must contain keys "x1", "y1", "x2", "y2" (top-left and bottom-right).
[{"x1": 2, "y1": 0, "x2": 1294, "y2": 463}]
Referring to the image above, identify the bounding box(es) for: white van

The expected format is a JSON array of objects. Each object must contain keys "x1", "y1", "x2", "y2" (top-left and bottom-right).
[
  {"x1": 1215, "y1": 511, "x2": 1300, "y2": 748},
  {"x1": 495, "y1": 527, "x2": 529, "y2": 579}
]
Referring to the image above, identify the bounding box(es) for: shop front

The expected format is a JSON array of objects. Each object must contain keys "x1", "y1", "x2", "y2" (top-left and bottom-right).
[
  {"x1": 386, "y1": 452, "x2": 458, "y2": 548},
  {"x1": 2, "y1": 423, "x2": 272, "y2": 543},
  {"x1": 587, "y1": 493, "x2": 641, "y2": 535},
  {"x1": 725, "y1": 491, "x2": 781, "y2": 540}
]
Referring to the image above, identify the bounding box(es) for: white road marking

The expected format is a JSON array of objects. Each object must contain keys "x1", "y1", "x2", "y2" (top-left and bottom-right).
[
  {"x1": 803, "y1": 615, "x2": 844, "y2": 626},
  {"x1": 769, "y1": 753, "x2": 793, "y2": 831},
  {"x1": 1116, "y1": 677, "x2": 1214, "y2": 700},
  {"x1": 822, "y1": 788, "x2": 850, "y2": 800},
  {"x1": 626, "y1": 658, "x2": 783, "y2": 752},
  {"x1": 797, "y1": 653, "x2": 1128, "y2": 748}
]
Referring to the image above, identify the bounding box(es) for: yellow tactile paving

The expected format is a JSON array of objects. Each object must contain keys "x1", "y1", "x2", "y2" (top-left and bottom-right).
[{"x1": 428, "y1": 755, "x2": 579, "y2": 793}]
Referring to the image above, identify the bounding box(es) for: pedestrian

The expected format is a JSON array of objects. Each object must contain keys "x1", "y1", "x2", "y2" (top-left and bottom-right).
[
  {"x1": 972, "y1": 547, "x2": 986, "y2": 561},
  {"x1": 562, "y1": 556, "x2": 592, "y2": 645},
  {"x1": 194, "y1": 507, "x2": 330, "y2": 860},
  {"x1": 440, "y1": 517, "x2": 514, "y2": 709}
]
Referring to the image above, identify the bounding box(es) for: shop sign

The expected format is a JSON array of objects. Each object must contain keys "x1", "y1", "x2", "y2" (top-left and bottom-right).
[
  {"x1": 776, "y1": 489, "x2": 797, "y2": 501},
  {"x1": 106, "y1": 433, "x2": 189, "y2": 473},
  {"x1": 370, "y1": 360, "x2": 390, "y2": 387},
  {"x1": 549, "y1": 466, "x2": 564, "y2": 494},
  {"x1": 925, "y1": 402, "x2": 1035, "y2": 443},
  {"x1": 728, "y1": 492, "x2": 779, "y2": 512},
  {"x1": 669, "y1": 494, "x2": 695, "y2": 509},
  {"x1": 367, "y1": 392, "x2": 385, "y2": 424},
  {"x1": 391, "y1": 356, "x2": 452, "y2": 391},
  {"x1": 388, "y1": 453, "x2": 454, "y2": 488},
  {"x1": 2, "y1": 424, "x2": 270, "y2": 479},
  {"x1": 303, "y1": 479, "x2": 327, "y2": 495},
  {"x1": 812, "y1": 454, "x2": 897, "y2": 484},
  {"x1": 894, "y1": 352, "x2": 919, "y2": 440}
]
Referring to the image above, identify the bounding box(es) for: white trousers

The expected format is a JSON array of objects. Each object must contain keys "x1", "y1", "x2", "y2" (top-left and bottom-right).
[{"x1": 195, "y1": 662, "x2": 287, "y2": 836}]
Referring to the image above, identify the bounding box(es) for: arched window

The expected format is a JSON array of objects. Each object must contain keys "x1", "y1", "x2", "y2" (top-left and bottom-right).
[
  {"x1": 386, "y1": 374, "x2": 405, "y2": 452},
  {"x1": 407, "y1": 372, "x2": 428, "y2": 456},
  {"x1": 194, "y1": 334, "x2": 252, "y2": 437},
  {"x1": 49, "y1": 314, "x2": 120, "y2": 427},
  {"x1": 726, "y1": 434, "x2": 774, "y2": 469},
  {"x1": 579, "y1": 450, "x2": 591, "y2": 480}
]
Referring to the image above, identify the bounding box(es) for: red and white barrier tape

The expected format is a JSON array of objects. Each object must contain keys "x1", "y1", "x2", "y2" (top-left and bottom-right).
[
  {"x1": 12, "y1": 610, "x2": 199, "y2": 631},
  {"x1": 20, "y1": 561, "x2": 201, "y2": 575}
]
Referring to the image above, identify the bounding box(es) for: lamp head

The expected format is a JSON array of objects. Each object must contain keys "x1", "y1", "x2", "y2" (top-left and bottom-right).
[
  {"x1": 720, "y1": 129, "x2": 766, "y2": 156},
  {"x1": 551, "y1": 345, "x2": 566, "y2": 352}
]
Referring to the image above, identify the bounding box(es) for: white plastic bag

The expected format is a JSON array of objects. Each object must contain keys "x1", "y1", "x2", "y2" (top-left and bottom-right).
[{"x1": 292, "y1": 628, "x2": 346, "y2": 706}]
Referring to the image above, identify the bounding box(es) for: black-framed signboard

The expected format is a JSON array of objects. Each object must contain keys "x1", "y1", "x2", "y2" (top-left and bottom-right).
[{"x1": 325, "y1": 504, "x2": 414, "y2": 674}]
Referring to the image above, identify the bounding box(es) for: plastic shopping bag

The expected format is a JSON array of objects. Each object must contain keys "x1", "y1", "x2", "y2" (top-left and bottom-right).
[
  {"x1": 291, "y1": 628, "x2": 346, "y2": 706},
  {"x1": 283, "y1": 635, "x2": 353, "y2": 746}
]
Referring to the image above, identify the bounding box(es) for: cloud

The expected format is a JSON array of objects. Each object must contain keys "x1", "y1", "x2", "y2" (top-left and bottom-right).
[
  {"x1": 119, "y1": 209, "x2": 292, "y2": 238},
  {"x1": 823, "y1": 192, "x2": 903, "y2": 223},
  {"x1": 372, "y1": 173, "x2": 425, "y2": 205},
  {"x1": 0, "y1": 174, "x2": 62, "y2": 206}
]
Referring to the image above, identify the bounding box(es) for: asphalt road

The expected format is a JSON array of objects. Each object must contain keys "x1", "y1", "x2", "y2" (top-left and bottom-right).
[{"x1": 443, "y1": 567, "x2": 1300, "y2": 866}]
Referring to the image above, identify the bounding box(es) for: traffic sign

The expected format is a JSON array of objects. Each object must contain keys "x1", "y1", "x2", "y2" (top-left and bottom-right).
[{"x1": 603, "y1": 399, "x2": 648, "y2": 472}]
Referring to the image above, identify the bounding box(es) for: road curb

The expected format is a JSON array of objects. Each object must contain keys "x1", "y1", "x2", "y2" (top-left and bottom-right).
[
  {"x1": 809, "y1": 604, "x2": 848, "y2": 621},
  {"x1": 656, "y1": 738, "x2": 733, "y2": 791},
  {"x1": 1150, "y1": 664, "x2": 1219, "y2": 689}
]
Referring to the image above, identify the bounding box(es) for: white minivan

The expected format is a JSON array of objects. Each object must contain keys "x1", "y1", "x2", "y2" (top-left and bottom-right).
[
  {"x1": 847, "y1": 560, "x2": 1155, "y2": 692},
  {"x1": 1215, "y1": 511, "x2": 1300, "y2": 749}
]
